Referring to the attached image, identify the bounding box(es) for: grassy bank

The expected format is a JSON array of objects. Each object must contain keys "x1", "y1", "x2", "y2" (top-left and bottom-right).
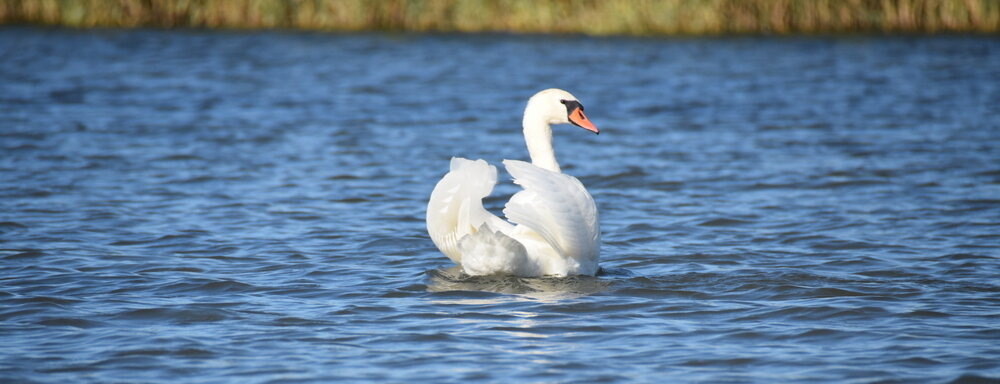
[{"x1": 1, "y1": 0, "x2": 998, "y2": 35}]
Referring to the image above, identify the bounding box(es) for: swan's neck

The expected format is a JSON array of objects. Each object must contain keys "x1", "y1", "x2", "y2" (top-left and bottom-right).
[{"x1": 522, "y1": 108, "x2": 561, "y2": 173}]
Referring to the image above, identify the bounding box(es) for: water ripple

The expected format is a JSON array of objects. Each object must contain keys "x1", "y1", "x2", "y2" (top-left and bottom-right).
[{"x1": 1, "y1": 28, "x2": 998, "y2": 383}]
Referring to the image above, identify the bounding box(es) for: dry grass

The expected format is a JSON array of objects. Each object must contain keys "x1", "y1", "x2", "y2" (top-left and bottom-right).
[{"x1": 1, "y1": 0, "x2": 997, "y2": 35}]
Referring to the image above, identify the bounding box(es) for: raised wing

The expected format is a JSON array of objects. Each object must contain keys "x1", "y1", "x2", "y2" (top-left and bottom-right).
[
  {"x1": 426, "y1": 157, "x2": 503, "y2": 264},
  {"x1": 502, "y1": 160, "x2": 600, "y2": 267}
]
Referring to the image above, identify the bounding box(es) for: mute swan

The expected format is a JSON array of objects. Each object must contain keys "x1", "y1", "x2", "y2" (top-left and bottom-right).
[{"x1": 426, "y1": 89, "x2": 600, "y2": 277}]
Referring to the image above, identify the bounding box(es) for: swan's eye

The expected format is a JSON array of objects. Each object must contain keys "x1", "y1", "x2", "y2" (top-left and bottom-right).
[{"x1": 560, "y1": 99, "x2": 567, "y2": 105}]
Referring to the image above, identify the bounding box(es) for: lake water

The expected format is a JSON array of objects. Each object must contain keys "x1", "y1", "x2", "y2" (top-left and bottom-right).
[{"x1": 1, "y1": 27, "x2": 998, "y2": 383}]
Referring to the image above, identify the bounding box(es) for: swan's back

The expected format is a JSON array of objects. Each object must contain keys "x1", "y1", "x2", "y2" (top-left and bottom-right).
[{"x1": 426, "y1": 158, "x2": 600, "y2": 276}]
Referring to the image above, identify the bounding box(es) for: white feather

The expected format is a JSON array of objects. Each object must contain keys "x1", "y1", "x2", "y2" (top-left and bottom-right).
[
  {"x1": 426, "y1": 158, "x2": 498, "y2": 264},
  {"x1": 503, "y1": 160, "x2": 600, "y2": 273}
]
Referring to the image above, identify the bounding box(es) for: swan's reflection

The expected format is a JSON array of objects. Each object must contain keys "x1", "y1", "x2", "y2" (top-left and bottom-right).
[{"x1": 425, "y1": 266, "x2": 610, "y2": 303}]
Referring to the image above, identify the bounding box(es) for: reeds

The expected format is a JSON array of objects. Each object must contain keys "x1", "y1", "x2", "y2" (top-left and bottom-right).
[{"x1": 1, "y1": 0, "x2": 997, "y2": 35}]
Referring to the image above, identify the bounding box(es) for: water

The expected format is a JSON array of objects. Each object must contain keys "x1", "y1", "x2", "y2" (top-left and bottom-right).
[{"x1": 1, "y1": 27, "x2": 999, "y2": 383}]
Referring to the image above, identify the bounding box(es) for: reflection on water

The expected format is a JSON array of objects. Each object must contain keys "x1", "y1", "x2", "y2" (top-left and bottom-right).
[
  {"x1": 1, "y1": 27, "x2": 998, "y2": 382},
  {"x1": 426, "y1": 266, "x2": 611, "y2": 299}
]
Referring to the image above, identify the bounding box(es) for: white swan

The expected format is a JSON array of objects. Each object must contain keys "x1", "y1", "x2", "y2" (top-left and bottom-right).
[{"x1": 426, "y1": 89, "x2": 600, "y2": 277}]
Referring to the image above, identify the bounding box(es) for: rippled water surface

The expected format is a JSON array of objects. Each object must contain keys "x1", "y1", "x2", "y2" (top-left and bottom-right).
[{"x1": 2, "y1": 28, "x2": 999, "y2": 382}]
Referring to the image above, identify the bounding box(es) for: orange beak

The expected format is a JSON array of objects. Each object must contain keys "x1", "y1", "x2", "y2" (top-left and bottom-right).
[{"x1": 568, "y1": 107, "x2": 599, "y2": 134}]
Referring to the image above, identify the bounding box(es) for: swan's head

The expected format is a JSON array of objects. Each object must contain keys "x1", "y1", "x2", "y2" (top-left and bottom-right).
[{"x1": 526, "y1": 88, "x2": 599, "y2": 134}]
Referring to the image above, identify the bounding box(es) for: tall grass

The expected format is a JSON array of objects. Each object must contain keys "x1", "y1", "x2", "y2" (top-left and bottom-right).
[{"x1": 1, "y1": 0, "x2": 997, "y2": 35}]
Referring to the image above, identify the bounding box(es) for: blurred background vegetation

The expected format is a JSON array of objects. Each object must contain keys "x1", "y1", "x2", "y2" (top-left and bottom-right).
[{"x1": 1, "y1": 0, "x2": 997, "y2": 35}]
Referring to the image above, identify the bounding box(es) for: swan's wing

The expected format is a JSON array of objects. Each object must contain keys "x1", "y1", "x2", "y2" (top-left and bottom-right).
[
  {"x1": 502, "y1": 160, "x2": 600, "y2": 266},
  {"x1": 426, "y1": 157, "x2": 508, "y2": 264}
]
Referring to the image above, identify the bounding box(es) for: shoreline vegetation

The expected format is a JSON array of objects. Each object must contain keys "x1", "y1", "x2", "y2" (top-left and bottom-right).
[{"x1": 1, "y1": 0, "x2": 998, "y2": 36}]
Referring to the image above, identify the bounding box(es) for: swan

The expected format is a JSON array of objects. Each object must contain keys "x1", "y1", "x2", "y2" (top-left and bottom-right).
[{"x1": 426, "y1": 89, "x2": 600, "y2": 277}]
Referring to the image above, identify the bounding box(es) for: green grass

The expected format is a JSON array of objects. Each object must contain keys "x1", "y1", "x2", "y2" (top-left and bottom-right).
[{"x1": 2, "y1": 0, "x2": 998, "y2": 35}]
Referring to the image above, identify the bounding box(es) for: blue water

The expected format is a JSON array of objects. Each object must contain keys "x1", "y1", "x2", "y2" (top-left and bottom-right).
[{"x1": 1, "y1": 27, "x2": 999, "y2": 383}]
